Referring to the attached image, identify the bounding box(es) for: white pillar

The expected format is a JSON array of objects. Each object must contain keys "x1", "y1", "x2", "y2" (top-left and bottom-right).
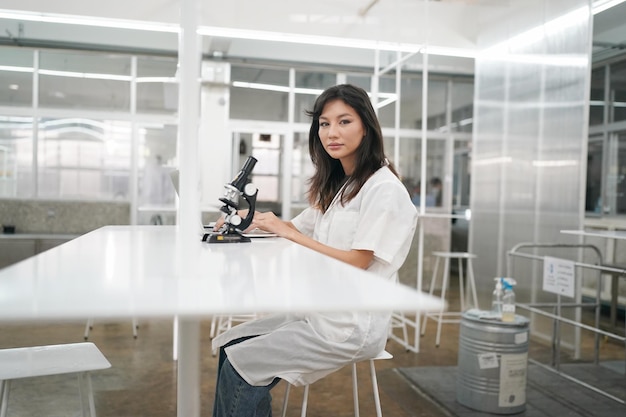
[
  {"x1": 176, "y1": 0, "x2": 202, "y2": 416},
  {"x1": 199, "y1": 61, "x2": 232, "y2": 211}
]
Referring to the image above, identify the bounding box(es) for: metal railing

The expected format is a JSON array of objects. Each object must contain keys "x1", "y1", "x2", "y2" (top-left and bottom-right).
[{"x1": 507, "y1": 242, "x2": 625, "y2": 404}]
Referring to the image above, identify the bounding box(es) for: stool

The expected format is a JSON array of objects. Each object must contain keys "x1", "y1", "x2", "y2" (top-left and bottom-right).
[
  {"x1": 421, "y1": 251, "x2": 479, "y2": 347},
  {"x1": 210, "y1": 314, "x2": 258, "y2": 356},
  {"x1": 280, "y1": 350, "x2": 392, "y2": 417},
  {"x1": 0, "y1": 342, "x2": 111, "y2": 417},
  {"x1": 84, "y1": 318, "x2": 138, "y2": 340},
  {"x1": 388, "y1": 312, "x2": 410, "y2": 351}
]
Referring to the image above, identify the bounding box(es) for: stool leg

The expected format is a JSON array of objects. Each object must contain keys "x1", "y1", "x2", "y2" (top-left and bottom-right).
[
  {"x1": 132, "y1": 318, "x2": 139, "y2": 339},
  {"x1": 210, "y1": 316, "x2": 217, "y2": 338},
  {"x1": 369, "y1": 360, "x2": 383, "y2": 417},
  {"x1": 399, "y1": 313, "x2": 409, "y2": 348},
  {"x1": 173, "y1": 317, "x2": 178, "y2": 361},
  {"x1": 458, "y1": 258, "x2": 466, "y2": 312},
  {"x1": 280, "y1": 383, "x2": 291, "y2": 417},
  {"x1": 352, "y1": 363, "x2": 359, "y2": 417},
  {"x1": 87, "y1": 373, "x2": 97, "y2": 417},
  {"x1": 421, "y1": 257, "x2": 441, "y2": 336},
  {"x1": 0, "y1": 380, "x2": 10, "y2": 417},
  {"x1": 77, "y1": 373, "x2": 87, "y2": 417},
  {"x1": 300, "y1": 385, "x2": 309, "y2": 417},
  {"x1": 84, "y1": 318, "x2": 93, "y2": 340},
  {"x1": 467, "y1": 258, "x2": 479, "y2": 309},
  {"x1": 436, "y1": 258, "x2": 450, "y2": 347}
]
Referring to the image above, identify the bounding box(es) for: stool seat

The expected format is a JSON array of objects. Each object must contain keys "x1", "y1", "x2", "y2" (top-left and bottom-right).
[
  {"x1": 421, "y1": 251, "x2": 479, "y2": 347},
  {"x1": 432, "y1": 251, "x2": 477, "y2": 259},
  {"x1": 281, "y1": 350, "x2": 392, "y2": 417},
  {"x1": 0, "y1": 342, "x2": 110, "y2": 417}
]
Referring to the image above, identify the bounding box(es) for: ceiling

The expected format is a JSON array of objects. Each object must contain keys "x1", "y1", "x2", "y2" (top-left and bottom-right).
[{"x1": 0, "y1": 1, "x2": 625, "y2": 73}]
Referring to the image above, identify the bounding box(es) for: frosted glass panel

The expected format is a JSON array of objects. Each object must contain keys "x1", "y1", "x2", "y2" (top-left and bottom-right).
[{"x1": 470, "y1": 0, "x2": 592, "y2": 345}]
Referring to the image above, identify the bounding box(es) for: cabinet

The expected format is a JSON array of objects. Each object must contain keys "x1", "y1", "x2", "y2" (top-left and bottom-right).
[{"x1": 0, "y1": 235, "x2": 77, "y2": 269}]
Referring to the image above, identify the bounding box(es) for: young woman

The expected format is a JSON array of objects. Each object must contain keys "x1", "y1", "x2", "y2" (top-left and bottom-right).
[{"x1": 212, "y1": 84, "x2": 418, "y2": 417}]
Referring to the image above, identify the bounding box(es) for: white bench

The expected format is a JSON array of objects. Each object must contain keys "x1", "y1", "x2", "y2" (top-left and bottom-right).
[{"x1": 0, "y1": 342, "x2": 111, "y2": 417}]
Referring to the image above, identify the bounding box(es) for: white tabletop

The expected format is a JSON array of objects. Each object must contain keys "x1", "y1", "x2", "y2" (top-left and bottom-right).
[
  {"x1": 0, "y1": 225, "x2": 443, "y2": 417},
  {"x1": 561, "y1": 229, "x2": 626, "y2": 240},
  {"x1": 0, "y1": 225, "x2": 443, "y2": 321}
]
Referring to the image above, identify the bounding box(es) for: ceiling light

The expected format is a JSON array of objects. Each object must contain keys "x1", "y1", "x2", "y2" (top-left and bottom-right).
[
  {"x1": 39, "y1": 69, "x2": 132, "y2": 81},
  {"x1": 0, "y1": 9, "x2": 477, "y2": 59},
  {"x1": 0, "y1": 9, "x2": 178, "y2": 32},
  {"x1": 473, "y1": 156, "x2": 513, "y2": 166},
  {"x1": 199, "y1": 26, "x2": 476, "y2": 58},
  {"x1": 0, "y1": 65, "x2": 33, "y2": 73},
  {"x1": 532, "y1": 160, "x2": 578, "y2": 167}
]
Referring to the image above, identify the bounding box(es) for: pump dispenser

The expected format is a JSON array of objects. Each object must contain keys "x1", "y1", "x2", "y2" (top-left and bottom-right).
[
  {"x1": 491, "y1": 277, "x2": 503, "y2": 317},
  {"x1": 501, "y1": 278, "x2": 517, "y2": 322}
]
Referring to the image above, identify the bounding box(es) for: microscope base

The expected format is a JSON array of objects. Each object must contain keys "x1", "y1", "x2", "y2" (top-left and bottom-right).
[{"x1": 203, "y1": 233, "x2": 251, "y2": 243}]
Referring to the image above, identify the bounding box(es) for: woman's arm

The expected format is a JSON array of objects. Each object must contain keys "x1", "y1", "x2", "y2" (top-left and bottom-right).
[{"x1": 251, "y1": 211, "x2": 374, "y2": 270}]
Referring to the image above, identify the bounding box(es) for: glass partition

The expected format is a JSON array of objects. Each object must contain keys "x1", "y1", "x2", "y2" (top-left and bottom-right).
[
  {"x1": 451, "y1": 80, "x2": 474, "y2": 133},
  {"x1": 137, "y1": 123, "x2": 178, "y2": 225},
  {"x1": 37, "y1": 118, "x2": 131, "y2": 200},
  {"x1": 39, "y1": 50, "x2": 131, "y2": 111},
  {"x1": 589, "y1": 67, "x2": 605, "y2": 126},
  {"x1": 586, "y1": 137, "x2": 604, "y2": 214},
  {"x1": 0, "y1": 47, "x2": 33, "y2": 107},
  {"x1": 610, "y1": 61, "x2": 626, "y2": 123},
  {"x1": 136, "y1": 56, "x2": 179, "y2": 115},
  {"x1": 0, "y1": 116, "x2": 33, "y2": 197}
]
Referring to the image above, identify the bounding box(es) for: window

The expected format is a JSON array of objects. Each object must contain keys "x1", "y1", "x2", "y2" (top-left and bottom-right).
[
  {"x1": 0, "y1": 116, "x2": 34, "y2": 197},
  {"x1": 39, "y1": 50, "x2": 131, "y2": 111},
  {"x1": 0, "y1": 47, "x2": 33, "y2": 107},
  {"x1": 37, "y1": 118, "x2": 131, "y2": 200},
  {"x1": 589, "y1": 67, "x2": 605, "y2": 126},
  {"x1": 610, "y1": 61, "x2": 626, "y2": 123},
  {"x1": 136, "y1": 56, "x2": 178, "y2": 114}
]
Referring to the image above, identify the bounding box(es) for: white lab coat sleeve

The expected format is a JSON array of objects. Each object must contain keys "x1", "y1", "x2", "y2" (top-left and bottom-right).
[
  {"x1": 352, "y1": 179, "x2": 417, "y2": 265},
  {"x1": 291, "y1": 206, "x2": 319, "y2": 237}
]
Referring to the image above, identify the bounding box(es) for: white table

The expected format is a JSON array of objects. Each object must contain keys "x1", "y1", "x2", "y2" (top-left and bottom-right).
[
  {"x1": 561, "y1": 229, "x2": 626, "y2": 241},
  {"x1": 0, "y1": 225, "x2": 444, "y2": 417}
]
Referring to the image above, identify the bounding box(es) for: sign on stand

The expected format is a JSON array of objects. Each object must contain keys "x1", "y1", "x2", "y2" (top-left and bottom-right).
[{"x1": 542, "y1": 256, "x2": 575, "y2": 298}]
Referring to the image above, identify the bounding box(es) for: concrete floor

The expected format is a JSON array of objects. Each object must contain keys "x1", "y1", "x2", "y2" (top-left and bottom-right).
[{"x1": 0, "y1": 282, "x2": 623, "y2": 417}]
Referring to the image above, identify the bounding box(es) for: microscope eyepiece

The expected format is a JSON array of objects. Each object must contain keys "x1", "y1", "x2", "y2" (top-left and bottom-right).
[{"x1": 231, "y1": 156, "x2": 257, "y2": 192}]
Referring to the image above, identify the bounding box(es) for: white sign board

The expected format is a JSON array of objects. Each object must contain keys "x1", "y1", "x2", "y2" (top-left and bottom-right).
[{"x1": 543, "y1": 256, "x2": 575, "y2": 298}]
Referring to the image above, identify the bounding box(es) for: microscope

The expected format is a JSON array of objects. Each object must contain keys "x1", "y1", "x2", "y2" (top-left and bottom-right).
[{"x1": 203, "y1": 156, "x2": 258, "y2": 243}]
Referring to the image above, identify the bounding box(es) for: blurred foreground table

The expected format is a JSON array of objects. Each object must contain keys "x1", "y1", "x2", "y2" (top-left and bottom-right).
[{"x1": 0, "y1": 225, "x2": 444, "y2": 417}]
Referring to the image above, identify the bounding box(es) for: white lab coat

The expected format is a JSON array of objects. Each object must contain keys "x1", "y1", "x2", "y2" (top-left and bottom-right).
[{"x1": 211, "y1": 166, "x2": 418, "y2": 387}]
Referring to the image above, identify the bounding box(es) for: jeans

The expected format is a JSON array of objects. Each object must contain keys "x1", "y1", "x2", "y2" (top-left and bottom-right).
[{"x1": 213, "y1": 336, "x2": 281, "y2": 417}]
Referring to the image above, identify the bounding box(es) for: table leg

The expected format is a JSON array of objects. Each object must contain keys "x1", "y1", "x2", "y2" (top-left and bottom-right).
[{"x1": 177, "y1": 318, "x2": 201, "y2": 417}]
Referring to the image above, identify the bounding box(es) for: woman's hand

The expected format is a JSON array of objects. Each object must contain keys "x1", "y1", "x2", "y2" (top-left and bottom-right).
[
  {"x1": 215, "y1": 210, "x2": 372, "y2": 269},
  {"x1": 212, "y1": 209, "x2": 251, "y2": 231},
  {"x1": 248, "y1": 211, "x2": 296, "y2": 239},
  {"x1": 213, "y1": 210, "x2": 291, "y2": 236}
]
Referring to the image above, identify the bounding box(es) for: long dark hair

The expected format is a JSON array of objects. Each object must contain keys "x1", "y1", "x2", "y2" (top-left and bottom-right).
[{"x1": 305, "y1": 84, "x2": 398, "y2": 212}]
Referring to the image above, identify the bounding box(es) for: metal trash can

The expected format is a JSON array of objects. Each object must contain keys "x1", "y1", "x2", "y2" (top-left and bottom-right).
[{"x1": 456, "y1": 309, "x2": 530, "y2": 414}]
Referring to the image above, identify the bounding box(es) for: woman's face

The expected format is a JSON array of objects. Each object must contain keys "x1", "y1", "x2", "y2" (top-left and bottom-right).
[{"x1": 318, "y1": 99, "x2": 365, "y2": 175}]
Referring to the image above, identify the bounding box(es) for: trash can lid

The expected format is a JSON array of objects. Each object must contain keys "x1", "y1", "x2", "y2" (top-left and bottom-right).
[{"x1": 462, "y1": 309, "x2": 530, "y2": 326}]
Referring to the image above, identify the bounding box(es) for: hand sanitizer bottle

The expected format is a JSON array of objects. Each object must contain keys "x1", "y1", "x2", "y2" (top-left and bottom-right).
[
  {"x1": 491, "y1": 277, "x2": 503, "y2": 318},
  {"x1": 501, "y1": 278, "x2": 517, "y2": 322}
]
